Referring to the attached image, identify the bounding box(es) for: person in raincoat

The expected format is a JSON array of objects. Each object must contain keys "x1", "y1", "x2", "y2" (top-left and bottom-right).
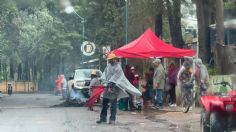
[
  {"x1": 96, "y1": 53, "x2": 141, "y2": 124},
  {"x1": 195, "y1": 58, "x2": 210, "y2": 96}
]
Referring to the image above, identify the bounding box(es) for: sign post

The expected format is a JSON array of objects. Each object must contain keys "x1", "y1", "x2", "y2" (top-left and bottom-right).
[{"x1": 81, "y1": 41, "x2": 96, "y2": 56}]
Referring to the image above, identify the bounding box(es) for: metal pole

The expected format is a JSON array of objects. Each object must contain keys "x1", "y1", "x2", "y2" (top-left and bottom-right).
[
  {"x1": 74, "y1": 11, "x2": 85, "y2": 42},
  {"x1": 82, "y1": 19, "x2": 85, "y2": 42},
  {"x1": 81, "y1": 20, "x2": 84, "y2": 66},
  {"x1": 73, "y1": 11, "x2": 85, "y2": 66},
  {"x1": 125, "y1": 0, "x2": 128, "y2": 65}
]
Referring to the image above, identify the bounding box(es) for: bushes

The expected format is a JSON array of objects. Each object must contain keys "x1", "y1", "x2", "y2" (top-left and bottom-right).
[{"x1": 207, "y1": 66, "x2": 220, "y2": 75}]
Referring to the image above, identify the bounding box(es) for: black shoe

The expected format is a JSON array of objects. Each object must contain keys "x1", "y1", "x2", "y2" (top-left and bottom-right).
[
  {"x1": 96, "y1": 120, "x2": 106, "y2": 124},
  {"x1": 108, "y1": 120, "x2": 115, "y2": 124}
]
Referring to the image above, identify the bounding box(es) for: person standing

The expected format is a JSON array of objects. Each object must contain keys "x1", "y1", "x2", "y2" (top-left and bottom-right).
[
  {"x1": 96, "y1": 53, "x2": 141, "y2": 124},
  {"x1": 87, "y1": 70, "x2": 102, "y2": 111},
  {"x1": 89, "y1": 70, "x2": 101, "y2": 88},
  {"x1": 147, "y1": 67, "x2": 155, "y2": 106},
  {"x1": 61, "y1": 75, "x2": 68, "y2": 100},
  {"x1": 96, "y1": 53, "x2": 127, "y2": 124},
  {"x1": 195, "y1": 58, "x2": 210, "y2": 96},
  {"x1": 152, "y1": 59, "x2": 165, "y2": 108},
  {"x1": 123, "y1": 65, "x2": 135, "y2": 111},
  {"x1": 125, "y1": 65, "x2": 134, "y2": 84},
  {"x1": 141, "y1": 67, "x2": 154, "y2": 108},
  {"x1": 129, "y1": 66, "x2": 138, "y2": 111},
  {"x1": 166, "y1": 62, "x2": 178, "y2": 106},
  {"x1": 55, "y1": 74, "x2": 62, "y2": 96},
  {"x1": 131, "y1": 66, "x2": 139, "y2": 88}
]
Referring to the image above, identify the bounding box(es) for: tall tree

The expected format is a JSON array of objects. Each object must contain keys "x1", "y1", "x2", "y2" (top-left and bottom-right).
[
  {"x1": 165, "y1": 0, "x2": 185, "y2": 48},
  {"x1": 155, "y1": 0, "x2": 164, "y2": 38},
  {"x1": 194, "y1": 0, "x2": 214, "y2": 62}
]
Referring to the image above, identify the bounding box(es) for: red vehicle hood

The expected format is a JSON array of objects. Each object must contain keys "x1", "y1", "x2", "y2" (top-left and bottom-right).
[{"x1": 200, "y1": 91, "x2": 236, "y2": 112}]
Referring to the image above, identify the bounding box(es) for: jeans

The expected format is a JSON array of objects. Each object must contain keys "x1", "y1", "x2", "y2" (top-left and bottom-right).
[
  {"x1": 149, "y1": 88, "x2": 156, "y2": 105},
  {"x1": 169, "y1": 83, "x2": 176, "y2": 104},
  {"x1": 128, "y1": 93, "x2": 135, "y2": 110},
  {"x1": 155, "y1": 89, "x2": 164, "y2": 107},
  {"x1": 100, "y1": 98, "x2": 117, "y2": 121},
  {"x1": 62, "y1": 89, "x2": 67, "y2": 99}
]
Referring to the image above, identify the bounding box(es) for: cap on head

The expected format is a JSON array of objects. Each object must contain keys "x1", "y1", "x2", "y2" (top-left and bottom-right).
[
  {"x1": 91, "y1": 70, "x2": 97, "y2": 75},
  {"x1": 152, "y1": 58, "x2": 161, "y2": 64},
  {"x1": 183, "y1": 61, "x2": 191, "y2": 68},
  {"x1": 131, "y1": 66, "x2": 135, "y2": 70},
  {"x1": 107, "y1": 53, "x2": 117, "y2": 60}
]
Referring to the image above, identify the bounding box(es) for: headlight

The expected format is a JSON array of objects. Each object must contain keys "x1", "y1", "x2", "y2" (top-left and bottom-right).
[{"x1": 76, "y1": 81, "x2": 85, "y2": 87}]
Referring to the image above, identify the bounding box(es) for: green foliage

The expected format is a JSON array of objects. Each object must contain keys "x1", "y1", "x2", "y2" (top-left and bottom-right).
[
  {"x1": 0, "y1": 0, "x2": 186, "y2": 81},
  {"x1": 208, "y1": 66, "x2": 220, "y2": 75},
  {"x1": 224, "y1": 1, "x2": 236, "y2": 9}
]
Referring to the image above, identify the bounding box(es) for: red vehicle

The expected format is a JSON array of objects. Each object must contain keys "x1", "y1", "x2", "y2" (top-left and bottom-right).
[{"x1": 200, "y1": 81, "x2": 236, "y2": 132}]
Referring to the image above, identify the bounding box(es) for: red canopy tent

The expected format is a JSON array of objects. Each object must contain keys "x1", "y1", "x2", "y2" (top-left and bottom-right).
[{"x1": 112, "y1": 28, "x2": 195, "y2": 58}]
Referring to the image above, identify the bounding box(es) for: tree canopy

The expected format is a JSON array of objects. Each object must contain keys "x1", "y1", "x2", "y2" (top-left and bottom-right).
[{"x1": 0, "y1": 0, "x2": 235, "y2": 90}]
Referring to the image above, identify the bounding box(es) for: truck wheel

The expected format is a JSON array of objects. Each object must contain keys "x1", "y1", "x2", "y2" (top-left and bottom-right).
[
  {"x1": 200, "y1": 111, "x2": 209, "y2": 132},
  {"x1": 209, "y1": 113, "x2": 223, "y2": 132}
]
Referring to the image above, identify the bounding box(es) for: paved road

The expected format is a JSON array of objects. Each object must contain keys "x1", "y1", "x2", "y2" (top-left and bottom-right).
[{"x1": 0, "y1": 93, "x2": 200, "y2": 132}]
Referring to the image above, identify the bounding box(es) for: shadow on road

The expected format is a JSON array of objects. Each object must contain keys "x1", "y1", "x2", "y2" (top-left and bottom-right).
[{"x1": 50, "y1": 101, "x2": 84, "y2": 108}]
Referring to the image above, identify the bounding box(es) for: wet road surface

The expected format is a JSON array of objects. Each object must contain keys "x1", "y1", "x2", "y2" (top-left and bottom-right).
[{"x1": 0, "y1": 93, "x2": 200, "y2": 132}]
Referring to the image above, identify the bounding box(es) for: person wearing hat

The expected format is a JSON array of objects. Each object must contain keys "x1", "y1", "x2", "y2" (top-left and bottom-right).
[
  {"x1": 96, "y1": 53, "x2": 141, "y2": 124},
  {"x1": 87, "y1": 70, "x2": 102, "y2": 111},
  {"x1": 152, "y1": 58, "x2": 165, "y2": 108},
  {"x1": 89, "y1": 70, "x2": 101, "y2": 88},
  {"x1": 96, "y1": 53, "x2": 125, "y2": 124}
]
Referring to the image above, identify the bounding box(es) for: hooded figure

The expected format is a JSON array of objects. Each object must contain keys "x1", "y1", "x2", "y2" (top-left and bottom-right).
[
  {"x1": 195, "y1": 58, "x2": 210, "y2": 95},
  {"x1": 97, "y1": 53, "x2": 141, "y2": 124},
  {"x1": 101, "y1": 54, "x2": 141, "y2": 99}
]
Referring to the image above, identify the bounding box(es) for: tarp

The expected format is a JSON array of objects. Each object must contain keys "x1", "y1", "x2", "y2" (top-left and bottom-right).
[
  {"x1": 86, "y1": 85, "x2": 104, "y2": 111},
  {"x1": 112, "y1": 28, "x2": 195, "y2": 58}
]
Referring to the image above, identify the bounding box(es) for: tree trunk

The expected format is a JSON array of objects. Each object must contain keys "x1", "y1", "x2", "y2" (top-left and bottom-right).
[
  {"x1": 155, "y1": 0, "x2": 163, "y2": 38},
  {"x1": 166, "y1": 0, "x2": 185, "y2": 48},
  {"x1": 155, "y1": 14, "x2": 163, "y2": 38},
  {"x1": 215, "y1": 0, "x2": 224, "y2": 51},
  {"x1": 195, "y1": 0, "x2": 212, "y2": 62},
  {"x1": 214, "y1": 0, "x2": 234, "y2": 74}
]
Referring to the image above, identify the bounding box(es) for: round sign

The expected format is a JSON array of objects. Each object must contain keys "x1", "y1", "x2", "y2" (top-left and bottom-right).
[{"x1": 81, "y1": 41, "x2": 96, "y2": 56}]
